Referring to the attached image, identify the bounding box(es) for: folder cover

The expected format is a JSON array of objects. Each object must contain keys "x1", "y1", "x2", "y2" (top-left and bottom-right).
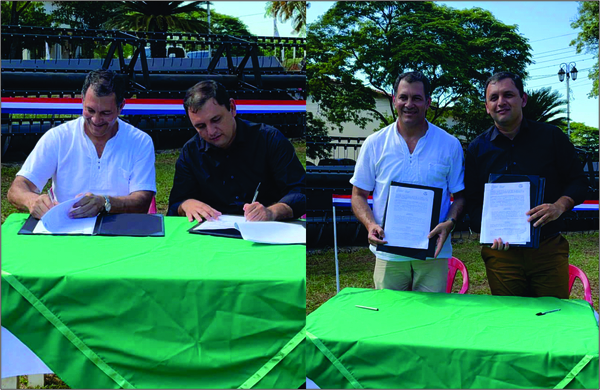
[
  {"x1": 18, "y1": 213, "x2": 165, "y2": 237},
  {"x1": 376, "y1": 182, "x2": 443, "y2": 260}
]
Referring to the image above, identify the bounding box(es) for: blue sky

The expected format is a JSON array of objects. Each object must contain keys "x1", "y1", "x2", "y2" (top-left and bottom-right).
[
  {"x1": 210, "y1": 2, "x2": 298, "y2": 37},
  {"x1": 306, "y1": 1, "x2": 598, "y2": 128}
]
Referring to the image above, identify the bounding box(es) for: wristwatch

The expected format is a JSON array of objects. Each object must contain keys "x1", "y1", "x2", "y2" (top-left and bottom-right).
[
  {"x1": 446, "y1": 217, "x2": 457, "y2": 233},
  {"x1": 102, "y1": 195, "x2": 112, "y2": 214}
]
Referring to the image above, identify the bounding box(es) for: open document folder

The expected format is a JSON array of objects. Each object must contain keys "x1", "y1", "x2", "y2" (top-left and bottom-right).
[
  {"x1": 189, "y1": 214, "x2": 306, "y2": 245},
  {"x1": 480, "y1": 174, "x2": 545, "y2": 248},
  {"x1": 376, "y1": 182, "x2": 442, "y2": 260},
  {"x1": 18, "y1": 196, "x2": 164, "y2": 237}
]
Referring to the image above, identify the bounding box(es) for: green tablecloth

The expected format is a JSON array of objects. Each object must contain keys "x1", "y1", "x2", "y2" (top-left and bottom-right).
[
  {"x1": 307, "y1": 287, "x2": 599, "y2": 389},
  {"x1": 2, "y1": 214, "x2": 306, "y2": 389}
]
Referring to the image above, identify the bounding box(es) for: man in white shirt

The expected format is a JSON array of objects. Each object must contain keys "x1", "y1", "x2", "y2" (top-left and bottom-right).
[
  {"x1": 7, "y1": 69, "x2": 156, "y2": 219},
  {"x1": 351, "y1": 71, "x2": 465, "y2": 292}
]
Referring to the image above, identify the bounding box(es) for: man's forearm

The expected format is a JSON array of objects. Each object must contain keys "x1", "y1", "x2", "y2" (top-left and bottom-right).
[
  {"x1": 447, "y1": 193, "x2": 466, "y2": 222},
  {"x1": 106, "y1": 191, "x2": 154, "y2": 214},
  {"x1": 267, "y1": 202, "x2": 293, "y2": 221},
  {"x1": 554, "y1": 195, "x2": 575, "y2": 215},
  {"x1": 352, "y1": 193, "x2": 377, "y2": 230},
  {"x1": 7, "y1": 177, "x2": 40, "y2": 212}
]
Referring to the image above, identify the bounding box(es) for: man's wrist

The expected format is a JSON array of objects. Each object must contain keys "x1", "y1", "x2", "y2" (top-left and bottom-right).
[{"x1": 445, "y1": 217, "x2": 457, "y2": 233}]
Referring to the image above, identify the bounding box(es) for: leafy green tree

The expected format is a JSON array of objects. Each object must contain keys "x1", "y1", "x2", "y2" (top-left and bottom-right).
[
  {"x1": 308, "y1": 1, "x2": 532, "y2": 135},
  {"x1": 444, "y1": 95, "x2": 493, "y2": 144},
  {"x1": 51, "y1": 2, "x2": 115, "y2": 58},
  {"x1": 210, "y1": 12, "x2": 253, "y2": 36},
  {"x1": 265, "y1": 1, "x2": 307, "y2": 36},
  {"x1": 105, "y1": 1, "x2": 208, "y2": 58},
  {"x1": 1, "y1": 1, "x2": 52, "y2": 59},
  {"x1": 51, "y1": 1, "x2": 113, "y2": 29},
  {"x1": 570, "y1": 1, "x2": 599, "y2": 98},
  {"x1": 522, "y1": 87, "x2": 566, "y2": 127},
  {"x1": 567, "y1": 121, "x2": 599, "y2": 160},
  {"x1": 306, "y1": 112, "x2": 333, "y2": 160}
]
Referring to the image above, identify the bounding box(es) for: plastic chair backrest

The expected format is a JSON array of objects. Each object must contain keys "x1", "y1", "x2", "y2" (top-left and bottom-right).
[
  {"x1": 568, "y1": 264, "x2": 593, "y2": 307},
  {"x1": 148, "y1": 197, "x2": 157, "y2": 214},
  {"x1": 447, "y1": 256, "x2": 469, "y2": 294}
]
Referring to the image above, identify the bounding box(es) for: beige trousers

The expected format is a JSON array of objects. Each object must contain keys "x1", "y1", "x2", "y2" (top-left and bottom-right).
[{"x1": 373, "y1": 257, "x2": 448, "y2": 292}]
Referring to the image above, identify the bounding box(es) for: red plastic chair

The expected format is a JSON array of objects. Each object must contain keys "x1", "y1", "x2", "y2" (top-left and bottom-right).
[
  {"x1": 447, "y1": 257, "x2": 469, "y2": 294},
  {"x1": 569, "y1": 264, "x2": 594, "y2": 308},
  {"x1": 148, "y1": 197, "x2": 157, "y2": 214}
]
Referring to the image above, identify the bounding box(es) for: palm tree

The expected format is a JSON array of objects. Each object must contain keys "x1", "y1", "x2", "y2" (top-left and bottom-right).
[
  {"x1": 106, "y1": 1, "x2": 208, "y2": 58},
  {"x1": 523, "y1": 87, "x2": 567, "y2": 127},
  {"x1": 265, "y1": 1, "x2": 308, "y2": 35}
]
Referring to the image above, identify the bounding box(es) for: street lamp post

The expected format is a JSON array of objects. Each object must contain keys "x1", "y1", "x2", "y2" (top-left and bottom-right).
[{"x1": 557, "y1": 62, "x2": 578, "y2": 137}]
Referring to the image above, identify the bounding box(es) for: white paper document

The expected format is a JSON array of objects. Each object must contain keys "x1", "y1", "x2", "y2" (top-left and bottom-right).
[
  {"x1": 382, "y1": 185, "x2": 434, "y2": 249},
  {"x1": 32, "y1": 196, "x2": 97, "y2": 235},
  {"x1": 480, "y1": 182, "x2": 530, "y2": 245},
  {"x1": 192, "y1": 215, "x2": 246, "y2": 230},
  {"x1": 234, "y1": 221, "x2": 306, "y2": 244},
  {"x1": 192, "y1": 214, "x2": 306, "y2": 244}
]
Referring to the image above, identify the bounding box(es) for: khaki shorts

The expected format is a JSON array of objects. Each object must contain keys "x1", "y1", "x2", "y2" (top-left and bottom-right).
[{"x1": 373, "y1": 257, "x2": 448, "y2": 292}]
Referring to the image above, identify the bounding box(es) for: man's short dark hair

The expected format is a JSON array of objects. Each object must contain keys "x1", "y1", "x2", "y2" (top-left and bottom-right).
[
  {"x1": 183, "y1": 80, "x2": 231, "y2": 115},
  {"x1": 81, "y1": 69, "x2": 126, "y2": 107},
  {"x1": 393, "y1": 71, "x2": 431, "y2": 99},
  {"x1": 485, "y1": 71, "x2": 525, "y2": 99}
]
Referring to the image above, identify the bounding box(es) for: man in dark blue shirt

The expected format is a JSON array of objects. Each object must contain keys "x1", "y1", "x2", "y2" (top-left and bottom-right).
[
  {"x1": 167, "y1": 80, "x2": 305, "y2": 222},
  {"x1": 465, "y1": 72, "x2": 588, "y2": 298}
]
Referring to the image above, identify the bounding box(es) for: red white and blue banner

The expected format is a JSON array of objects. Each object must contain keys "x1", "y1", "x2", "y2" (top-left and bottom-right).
[
  {"x1": 332, "y1": 194, "x2": 373, "y2": 207},
  {"x1": 332, "y1": 194, "x2": 598, "y2": 212},
  {"x1": 1, "y1": 97, "x2": 306, "y2": 115},
  {"x1": 573, "y1": 200, "x2": 599, "y2": 211}
]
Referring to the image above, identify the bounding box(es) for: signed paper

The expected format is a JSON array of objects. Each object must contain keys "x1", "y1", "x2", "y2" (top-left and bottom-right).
[
  {"x1": 32, "y1": 196, "x2": 97, "y2": 234},
  {"x1": 383, "y1": 186, "x2": 434, "y2": 249},
  {"x1": 192, "y1": 215, "x2": 246, "y2": 230},
  {"x1": 192, "y1": 214, "x2": 305, "y2": 244},
  {"x1": 480, "y1": 182, "x2": 530, "y2": 245}
]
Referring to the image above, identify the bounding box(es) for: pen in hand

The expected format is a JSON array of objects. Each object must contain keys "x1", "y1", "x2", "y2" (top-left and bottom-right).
[
  {"x1": 47, "y1": 187, "x2": 57, "y2": 204},
  {"x1": 251, "y1": 182, "x2": 261, "y2": 203}
]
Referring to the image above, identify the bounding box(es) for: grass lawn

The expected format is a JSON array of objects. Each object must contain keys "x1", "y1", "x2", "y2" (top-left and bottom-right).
[{"x1": 307, "y1": 231, "x2": 599, "y2": 314}]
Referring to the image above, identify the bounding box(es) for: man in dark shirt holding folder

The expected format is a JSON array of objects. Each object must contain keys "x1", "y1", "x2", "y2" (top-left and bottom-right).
[
  {"x1": 465, "y1": 71, "x2": 588, "y2": 298},
  {"x1": 167, "y1": 80, "x2": 305, "y2": 222}
]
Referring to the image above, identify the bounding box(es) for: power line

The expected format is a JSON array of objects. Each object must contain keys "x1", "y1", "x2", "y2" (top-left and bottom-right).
[
  {"x1": 533, "y1": 46, "x2": 578, "y2": 56},
  {"x1": 530, "y1": 32, "x2": 578, "y2": 43},
  {"x1": 533, "y1": 48, "x2": 578, "y2": 60},
  {"x1": 529, "y1": 67, "x2": 593, "y2": 80},
  {"x1": 531, "y1": 52, "x2": 592, "y2": 65},
  {"x1": 529, "y1": 57, "x2": 596, "y2": 71}
]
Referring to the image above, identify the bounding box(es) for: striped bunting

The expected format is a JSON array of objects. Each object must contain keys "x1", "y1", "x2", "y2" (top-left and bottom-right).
[{"x1": 1, "y1": 97, "x2": 306, "y2": 115}]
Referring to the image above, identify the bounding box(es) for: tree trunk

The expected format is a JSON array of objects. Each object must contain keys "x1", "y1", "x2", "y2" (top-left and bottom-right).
[{"x1": 151, "y1": 29, "x2": 168, "y2": 58}]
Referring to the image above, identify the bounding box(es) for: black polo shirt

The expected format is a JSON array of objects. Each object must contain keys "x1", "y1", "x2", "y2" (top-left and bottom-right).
[
  {"x1": 167, "y1": 118, "x2": 305, "y2": 218},
  {"x1": 465, "y1": 118, "x2": 588, "y2": 239}
]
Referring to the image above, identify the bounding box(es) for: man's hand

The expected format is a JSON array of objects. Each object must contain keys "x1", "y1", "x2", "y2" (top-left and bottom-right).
[
  {"x1": 367, "y1": 223, "x2": 387, "y2": 246},
  {"x1": 243, "y1": 202, "x2": 274, "y2": 221},
  {"x1": 180, "y1": 199, "x2": 222, "y2": 222},
  {"x1": 29, "y1": 194, "x2": 58, "y2": 219},
  {"x1": 70, "y1": 193, "x2": 104, "y2": 218},
  {"x1": 427, "y1": 220, "x2": 454, "y2": 258},
  {"x1": 526, "y1": 202, "x2": 564, "y2": 228},
  {"x1": 490, "y1": 237, "x2": 509, "y2": 251}
]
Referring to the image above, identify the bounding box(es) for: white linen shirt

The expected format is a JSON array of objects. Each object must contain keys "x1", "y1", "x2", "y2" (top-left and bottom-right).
[
  {"x1": 350, "y1": 120, "x2": 465, "y2": 261},
  {"x1": 17, "y1": 117, "x2": 156, "y2": 203}
]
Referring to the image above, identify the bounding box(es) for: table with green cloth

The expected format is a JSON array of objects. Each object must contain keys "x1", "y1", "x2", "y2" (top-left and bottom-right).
[
  {"x1": 2, "y1": 214, "x2": 306, "y2": 389},
  {"x1": 307, "y1": 287, "x2": 599, "y2": 389}
]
